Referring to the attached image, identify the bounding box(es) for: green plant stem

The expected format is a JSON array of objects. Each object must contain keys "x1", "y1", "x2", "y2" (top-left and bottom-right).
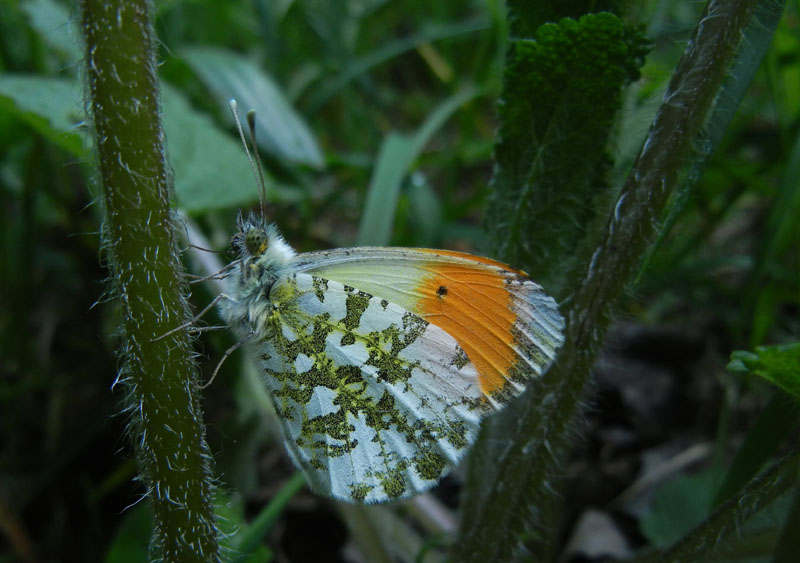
[
  {"x1": 634, "y1": 449, "x2": 800, "y2": 562},
  {"x1": 454, "y1": 1, "x2": 763, "y2": 561},
  {"x1": 80, "y1": 0, "x2": 218, "y2": 560}
]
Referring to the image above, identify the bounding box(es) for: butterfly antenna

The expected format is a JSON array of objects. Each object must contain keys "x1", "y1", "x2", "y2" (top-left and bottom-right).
[
  {"x1": 246, "y1": 110, "x2": 268, "y2": 222},
  {"x1": 228, "y1": 99, "x2": 268, "y2": 221}
]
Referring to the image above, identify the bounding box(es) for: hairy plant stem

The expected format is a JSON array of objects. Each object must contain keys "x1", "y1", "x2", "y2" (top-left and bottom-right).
[
  {"x1": 81, "y1": 0, "x2": 219, "y2": 560},
  {"x1": 455, "y1": 1, "x2": 763, "y2": 561}
]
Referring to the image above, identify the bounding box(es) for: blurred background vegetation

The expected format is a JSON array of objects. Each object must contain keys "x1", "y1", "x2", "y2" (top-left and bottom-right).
[{"x1": 1, "y1": 0, "x2": 798, "y2": 561}]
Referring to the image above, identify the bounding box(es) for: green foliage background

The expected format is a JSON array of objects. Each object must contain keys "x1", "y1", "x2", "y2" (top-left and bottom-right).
[{"x1": 0, "y1": 0, "x2": 798, "y2": 561}]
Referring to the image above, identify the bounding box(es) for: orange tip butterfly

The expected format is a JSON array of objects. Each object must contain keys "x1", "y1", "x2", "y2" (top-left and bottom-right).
[{"x1": 218, "y1": 101, "x2": 564, "y2": 503}]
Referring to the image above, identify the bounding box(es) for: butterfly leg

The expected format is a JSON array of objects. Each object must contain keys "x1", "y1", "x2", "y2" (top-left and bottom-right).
[
  {"x1": 151, "y1": 292, "x2": 234, "y2": 342},
  {"x1": 201, "y1": 333, "x2": 255, "y2": 389},
  {"x1": 184, "y1": 260, "x2": 238, "y2": 284}
]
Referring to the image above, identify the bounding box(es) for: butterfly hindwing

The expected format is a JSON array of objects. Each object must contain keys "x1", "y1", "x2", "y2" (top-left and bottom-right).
[{"x1": 257, "y1": 272, "x2": 488, "y2": 502}]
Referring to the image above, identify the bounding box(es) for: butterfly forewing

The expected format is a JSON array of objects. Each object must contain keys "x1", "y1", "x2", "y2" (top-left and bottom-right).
[{"x1": 290, "y1": 247, "x2": 565, "y2": 408}]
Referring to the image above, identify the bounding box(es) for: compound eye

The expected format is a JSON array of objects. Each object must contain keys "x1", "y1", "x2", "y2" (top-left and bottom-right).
[{"x1": 244, "y1": 227, "x2": 268, "y2": 256}]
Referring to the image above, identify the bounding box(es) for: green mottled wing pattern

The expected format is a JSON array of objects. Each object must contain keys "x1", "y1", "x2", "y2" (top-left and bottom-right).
[{"x1": 256, "y1": 272, "x2": 488, "y2": 503}]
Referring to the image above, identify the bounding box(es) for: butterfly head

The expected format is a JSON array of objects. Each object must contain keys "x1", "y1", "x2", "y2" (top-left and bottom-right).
[
  {"x1": 232, "y1": 214, "x2": 296, "y2": 277},
  {"x1": 244, "y1": 225, "x2": 268, "y2": 257}
]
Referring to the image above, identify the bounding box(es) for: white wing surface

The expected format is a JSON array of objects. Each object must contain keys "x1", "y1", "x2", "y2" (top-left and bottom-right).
[{"x1": 257, "y1": 272, "x2": 489, "y2": 502}]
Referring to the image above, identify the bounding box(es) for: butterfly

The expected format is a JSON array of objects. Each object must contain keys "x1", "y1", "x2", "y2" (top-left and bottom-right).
[{"x1": 217, "y1": 215, "x2": 564, "y2": 503}]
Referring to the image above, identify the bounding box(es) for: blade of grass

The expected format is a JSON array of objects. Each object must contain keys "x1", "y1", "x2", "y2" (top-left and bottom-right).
[
  {"x1": 712, "y1": 392, "x2": 800, "y2": 507},
  {"x1": 357, "y1": 87, "x2": 480, "y2": 245},
  {"x1": 306, "y1": 19, "x2": 488, "y2": 113},
  {"x1": 746, "y1": 125, "x2": 800, "y2": 345},
  {"x1": 357, "y1": 132, "x2": 415, "y2": 246},
  {"x1": 230, "y1": 472, "x2": 306, "y2": 562}
]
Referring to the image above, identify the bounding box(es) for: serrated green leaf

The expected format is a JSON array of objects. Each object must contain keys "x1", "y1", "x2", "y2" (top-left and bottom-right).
[
  {"x1": 752, "y1": 344, "x2": 800, "y2": 396},
  {"x1": 484, "y1": 13, "x2": 649, "y2": 293},
  {"x1": 730, "y1": 343, "x2": 800, "y2": 400},
  {"x1": 727, "y1": 350, "x2": 760, "y2": 373},
  {"x1": 714, "y1": 344, "x2": 800, "y2": 508},
  {"x1": 181, "y1": 47, "x2": 324, "y2": 168},
  {"x1": 0, "y1": 74, "x2": 85, "y2": 157},
  {"x1": 505, "y1": 0, "x2": 623, "y2": 38}
]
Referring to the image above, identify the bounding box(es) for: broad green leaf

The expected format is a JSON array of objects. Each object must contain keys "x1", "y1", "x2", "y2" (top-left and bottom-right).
[
  {"x1": 640, "y1": 469, "x2": 719, "y2": 547},
  {"x1": 104, "y1": 503, "x2": 152, "y2": 563},
  {"x1": 181, "y1": 47, "x2": 324, "y2": 168},
  {"x1": 0, "y1": 74, "x2": 85, "y2": 157},
  {"x1": 715, "y1": 343, "x2": 800, "y2": 508},
  {"x1": 0, "y1": 75, "x2": 278, "y2": 212},
  {"x1": 161, "y1": 84, "x2": 266, "y2": 213},
  {"x1": 21, "y1": 0, "x2": 81, "y2": 62}
]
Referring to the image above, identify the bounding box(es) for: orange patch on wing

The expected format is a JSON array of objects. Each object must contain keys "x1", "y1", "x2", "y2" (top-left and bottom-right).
[{"x1": 415, "y1": 262, "x2": 517, "y2": 397}]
